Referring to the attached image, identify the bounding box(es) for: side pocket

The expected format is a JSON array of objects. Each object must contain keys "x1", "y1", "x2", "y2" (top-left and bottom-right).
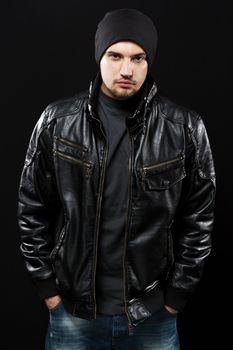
[
  {"x1": 50, "y1": 224, "x2": 67, "y2": 274},
  {"x1": 49, "y1": 300, "x2": 63, "y2": 313},
  {"x1": 49, "y1": 221, "x2": 71, "y2": 292},
  {"x1": 163, "y1": 306, "x2": 177, "y2": 317},
  {"x1": 166, "y1": 225, "x2": 174, "y2": 278}
]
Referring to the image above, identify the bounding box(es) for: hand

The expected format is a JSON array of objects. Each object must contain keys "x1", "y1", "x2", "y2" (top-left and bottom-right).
[
  {"x1": 164, "y1": 304, "x2": 178, "y2": 315},
  {"x1": 44, "y1": 295, "x2": 62, "y2": 310}
]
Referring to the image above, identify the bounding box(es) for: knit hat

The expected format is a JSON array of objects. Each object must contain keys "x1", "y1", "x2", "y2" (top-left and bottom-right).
[{"x1": 95, "y1": 8, "x2": 158, "y2": 69}]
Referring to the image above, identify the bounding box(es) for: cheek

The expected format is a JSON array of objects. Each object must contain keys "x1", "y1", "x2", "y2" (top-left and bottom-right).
[
  {"x1": 101, "y1": 63, "x2": 117, "y2": 85},
  {"x1": 139, "y1": 66, "x2": 148, "y2": 82},
  {"x1": 101, "y1": 70, "x2": 111, "y2": 87},
  {"x1": 135, "y1": 70, "x2": 146, "y2": 86},
  {"x1": 142, "y1": 63, "x2": 148, "y2": 75}
]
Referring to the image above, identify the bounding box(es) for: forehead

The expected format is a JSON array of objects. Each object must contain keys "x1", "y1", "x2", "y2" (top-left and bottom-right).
[{"x1": 106, "y1": 41, "x2": 146, "y2": 55}]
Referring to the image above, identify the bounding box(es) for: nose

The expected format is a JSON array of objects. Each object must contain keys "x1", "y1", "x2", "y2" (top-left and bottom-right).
[{"x1": 120, "y1": 59, "x2": 133, "y2": 78}]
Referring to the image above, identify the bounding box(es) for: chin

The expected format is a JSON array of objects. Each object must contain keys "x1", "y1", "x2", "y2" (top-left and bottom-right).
[{"x1": 113, "y1": 89, "x2": 137, "y2": 100}]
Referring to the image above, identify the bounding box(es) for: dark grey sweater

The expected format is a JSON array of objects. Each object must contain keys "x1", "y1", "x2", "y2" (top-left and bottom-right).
[{"x1": 96, "y1": 90, "x2": 139, "y2": 314}]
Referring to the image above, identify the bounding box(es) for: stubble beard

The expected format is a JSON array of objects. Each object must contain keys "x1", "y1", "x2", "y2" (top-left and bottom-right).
[{"x1": 110, "y1": 85, "x2": 137, "y2": 100}]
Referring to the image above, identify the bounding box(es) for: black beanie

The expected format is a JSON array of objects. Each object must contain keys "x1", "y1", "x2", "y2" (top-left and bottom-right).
[{"x1": 95, "y1": 8, "x2": 158, "y2": 69}]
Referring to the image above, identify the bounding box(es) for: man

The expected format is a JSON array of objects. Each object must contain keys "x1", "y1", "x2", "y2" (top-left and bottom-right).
[{"x1": 17, "y1": 8, "x2": 216, "y2": 350}]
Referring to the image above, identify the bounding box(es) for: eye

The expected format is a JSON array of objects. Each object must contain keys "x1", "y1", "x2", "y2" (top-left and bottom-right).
[
  {"x1": 133, "y1": 56, "x2": 146, "y2": 63},
  {"x1": 109, "y1": 53, "x2": 121, "y2": 61}
]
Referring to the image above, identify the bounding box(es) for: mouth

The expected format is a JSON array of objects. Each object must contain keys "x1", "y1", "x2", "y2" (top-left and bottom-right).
[{"x1": 116, "y1": 80, "x2": 135, "y2": 88}]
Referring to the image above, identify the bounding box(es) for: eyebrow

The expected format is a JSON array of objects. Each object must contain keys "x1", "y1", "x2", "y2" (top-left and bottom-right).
[{"x1": 106, "y1": 51, "x2": 146, "y2": 58}]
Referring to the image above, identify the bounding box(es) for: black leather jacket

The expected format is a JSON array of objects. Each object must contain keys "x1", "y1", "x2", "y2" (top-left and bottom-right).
[{"x1": 18, "y1": 74, "x2": 215, "y2": 328}]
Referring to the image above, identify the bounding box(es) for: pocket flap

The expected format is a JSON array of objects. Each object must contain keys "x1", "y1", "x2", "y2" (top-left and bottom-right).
[{"x1": 143, "y1": 154, "x2": 186, "y2": 190}]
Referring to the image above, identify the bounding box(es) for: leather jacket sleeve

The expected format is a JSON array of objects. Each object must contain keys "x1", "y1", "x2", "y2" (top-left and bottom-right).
[
  {"x1": 17, "y1": 111, "x2": 61, "y2": 299},
  {"x1": 165, "y1": 116, "x2": 216, "y2": 310}
]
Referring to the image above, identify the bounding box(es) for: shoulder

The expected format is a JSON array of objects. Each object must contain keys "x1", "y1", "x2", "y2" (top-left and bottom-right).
[
  {"x1": 23, "y1": 90, "x2": 89, "y2": 166},
  {"x1": 41, "y1": 89, "x2": 89, "y2": 126},
  {"x1": 155, "y1": 95, "x2": 201, "y2": 131}
]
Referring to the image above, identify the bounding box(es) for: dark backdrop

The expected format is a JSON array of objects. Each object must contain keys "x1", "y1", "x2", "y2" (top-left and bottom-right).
[{"x1": 1, "y1": 1, "x2": 232, "y2": 349}]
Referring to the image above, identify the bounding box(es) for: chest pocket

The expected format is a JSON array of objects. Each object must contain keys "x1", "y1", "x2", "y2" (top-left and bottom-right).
[
  {"x1": 53, "y1": 136, "x2": 93, "y2": 178},
  {"x1": 142, "y1": 154, "x2": 186, "y2": 190}
]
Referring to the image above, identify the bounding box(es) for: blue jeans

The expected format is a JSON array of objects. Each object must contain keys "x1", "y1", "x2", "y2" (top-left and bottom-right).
[{"x1": 45, "y1": 301, "x2": 180, "y2": 349}]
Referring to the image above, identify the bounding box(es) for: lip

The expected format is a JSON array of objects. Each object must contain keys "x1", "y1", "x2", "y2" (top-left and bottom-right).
[
  {"x1": 117, "y1": 80, "x2": 133, "y2": 85},
  {"x1": 116, "y1": 80, "x2": 134, "y2": 88}
]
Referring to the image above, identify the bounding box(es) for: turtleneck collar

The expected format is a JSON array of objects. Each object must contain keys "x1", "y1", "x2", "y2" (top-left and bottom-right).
[
  {"x1": 98, "y1": 86, "x2": 144, "y2": 112},
  {"x1": 87, "y1": 72, "x2": 158, "y2": 134}
]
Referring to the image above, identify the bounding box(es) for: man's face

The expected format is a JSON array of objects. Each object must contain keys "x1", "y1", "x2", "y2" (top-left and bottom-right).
[{"x1": 100, "y1": 41, "x2": 148, "y2": 100}]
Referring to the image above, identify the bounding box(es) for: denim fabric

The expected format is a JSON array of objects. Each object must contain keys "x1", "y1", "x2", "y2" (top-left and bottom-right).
[{"x1": 45, "y1": 301, "x2": 180, "y2": 350}]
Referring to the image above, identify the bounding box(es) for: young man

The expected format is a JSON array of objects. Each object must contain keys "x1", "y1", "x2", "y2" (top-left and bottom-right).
[{"x1": 17, "y1": 8, "x2": 216, "y2": 350}]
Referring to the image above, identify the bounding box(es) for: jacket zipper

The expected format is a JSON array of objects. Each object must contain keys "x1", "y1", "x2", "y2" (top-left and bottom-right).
[
  {"x1": 91, "y1": 120, "x2": 109, "y2": 319},
  {"x1": 54, "y1": 136, "x2": 88, "y2": 152},
  {"x1": 50, "y1": 225, "x2": 66, "y2": 273},
  {"x1": 143, "y1": 154, "x2": 184, "y2": 174},
  {"x1": 123, "y1": 133, "x2": 134, "y2": 335},
  {"x1": 53, "y1": 150, "x2": 92, "y2": 175},
  {"x1": 166, "y1": 221, "x2": 174, "y2": 279}
]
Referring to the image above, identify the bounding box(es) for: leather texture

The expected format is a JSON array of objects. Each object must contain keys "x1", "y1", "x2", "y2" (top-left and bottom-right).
[{"x1": 17, "y1": 74, "x2": 216, "y2": 325}]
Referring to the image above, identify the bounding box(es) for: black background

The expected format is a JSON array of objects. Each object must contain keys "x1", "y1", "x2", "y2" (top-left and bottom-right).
[{"x1": 1, "y1": 0, "x2": 232, "y2": 349}]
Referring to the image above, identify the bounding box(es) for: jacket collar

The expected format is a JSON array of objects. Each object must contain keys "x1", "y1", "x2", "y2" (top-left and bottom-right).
[{"x1": 87, "y1": 72, "x2": 157, "y2": 134}]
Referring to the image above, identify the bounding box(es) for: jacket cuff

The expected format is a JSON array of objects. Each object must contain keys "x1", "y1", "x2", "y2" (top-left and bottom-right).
[
  {"x1": 33, "y1": 277, "x2": 59, "y2": 300},
  {"x1": 164, "y1": 285, "x2": 188, "y2": 311}
]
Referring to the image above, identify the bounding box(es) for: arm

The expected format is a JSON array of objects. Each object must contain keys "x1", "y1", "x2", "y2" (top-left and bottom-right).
[
  {"x1": 17, "y1": 111, "x2": 63, "y2": 301},
  {"x1": 165, "y1": 116, "x2": 216, "y2": 311}
]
